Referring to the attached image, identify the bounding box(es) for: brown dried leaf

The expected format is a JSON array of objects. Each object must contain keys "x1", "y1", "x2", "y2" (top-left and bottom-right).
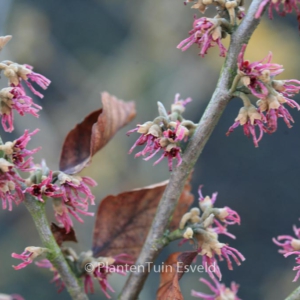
[
  {"x1": 51, "y1": 223, "x2": 78, "y2": 246},
  {"x1": 92, "y1": 176, "x2": 194, "y2": 260},
  {"x1": 59, "y1": 92, "x2": 136, "y2": 174},
  {"x1": 156, "y1": 251, "x2": 198, "y2": 300}
]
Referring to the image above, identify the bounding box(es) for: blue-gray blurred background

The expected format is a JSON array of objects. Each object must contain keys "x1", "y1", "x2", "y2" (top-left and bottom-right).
[{"x1": 0, "y1": 0, "x2": 300, "y2": 299}]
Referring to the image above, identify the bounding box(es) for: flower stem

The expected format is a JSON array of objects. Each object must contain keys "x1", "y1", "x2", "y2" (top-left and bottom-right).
[
  {"x1": 23, "y1": 193, "x2": 89, "y2": 300},
  {"x1": 119, "y1": 1, "x2": 262, "y2": 299},
  {"x1": 285, "y1": 287, "x2": 300, "y2": 300},
  {"x1": 233, "y1": 91, "x2": 252, "y2": 107},
  {"x1": 230, "y1": 74, "x2": 242, "y2": 93}
]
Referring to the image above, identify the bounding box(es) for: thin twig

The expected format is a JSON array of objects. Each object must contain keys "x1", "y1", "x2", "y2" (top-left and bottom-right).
[
  {"x1": 24, "y1": 193, "x2": 89, "y2": 300},
  {"x1": 285, "y1": 286, "x2": 300, "y2": 300},
  {"x1": 119, "y1": 1, "x2": 262, "y2": 299}
]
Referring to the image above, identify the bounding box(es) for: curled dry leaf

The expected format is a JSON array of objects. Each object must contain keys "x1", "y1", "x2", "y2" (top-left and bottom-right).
[
  {"x1": 51, "y1": 223, "x2": 78, "y2": 247},
  {"x1": 92, "y1": 176, "x2": 194, "y2": 260},
  {"x1": 59, "y1": 92, "x2": 136, "y2": 174},
  {"x1": 156, "y1": 251, "x2": 198, "y2": 300}
]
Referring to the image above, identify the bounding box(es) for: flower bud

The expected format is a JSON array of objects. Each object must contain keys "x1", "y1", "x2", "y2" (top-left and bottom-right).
[
  {"x1": 136, "y1": 121, "x2": 153, "y2": 134},
  {"x1": 291, "y1": 239, "x2": 300, "y2": 251},
  {"x1": 199, "y1": 195, "x2": 213, "y2": 212},
  {"x1": 183, "y1": 227, "x2": 194, "y2": 239},
  {"x1": 190, "y1": 207, "x2": 201, "y2": 223},
  {"x1": 203, "y1": 213, "x2": 215, "y2": 228}
]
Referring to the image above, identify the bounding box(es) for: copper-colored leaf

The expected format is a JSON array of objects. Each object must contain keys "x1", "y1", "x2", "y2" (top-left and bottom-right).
[
  {"x1": 92, "y1": 177, "x2": 194, "y2": 260},
  {"x1": 156, "y1": 251, "x2": 197, "y2": 300},
  {"x1": 51, "y1": 223, "x2": 78, "y2": 246},
  {"x1": 59, "y1": 92, "x2": 136, "y2": 174}
]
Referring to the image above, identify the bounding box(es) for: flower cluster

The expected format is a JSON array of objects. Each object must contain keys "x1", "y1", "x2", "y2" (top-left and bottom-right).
[
  {"x1": 255, "y1": 0, "x2": 300, "y2": 27},
  {"x1": 0, "y1": 132, "x2": 96, "y2": 228},
  {"x1": 227, "y1": 44, "x2": 300, "y2": 147},
  {"x1": 177, "y1": 17, "x2": 227, "y2": 58},
  {"x1": 127, "y1": 94, "x2": 197, "y2": 171},
  {"x1": 24, "y1": 164, "x2": 97, "y2": 233},
  {"x1": 0, "y1": 130, "x2": 43, "y2": 211},
  {"x1": 0, "y1": 129, "x2": 41, "y2": 171},
  {"x1": 178, "y1": 0, "x2": 245, "y2": 57},
  {"x1": 35, "y1": 251, "x2": 132, "y2": 299},
  {"x1": 185, "y1": 0, "x2": 245, "y2": 24},
  {"x1": 191, "y1": 276, "x2": 241, "y2": 300},
  {"x1": 179, "y1": 186, "x2": 244, "y2": 280},
  {"x1": 0, "y1": 158, "x2": 24, "y2": 211},
  {"x1": 274, "y1": 225, "x2": 300, "y2": 281},
  {"x1": 0, "y1": 36, "x2": 50, "y2": 132},
  {"x1": 0, "y1": 62, "x2": 50, "y2": 132},
  {"x1": 52, "y1": 172, "x2": 97, "y2": 232}
]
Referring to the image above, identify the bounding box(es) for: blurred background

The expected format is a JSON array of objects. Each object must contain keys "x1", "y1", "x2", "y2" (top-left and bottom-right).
[{"x1": 0, "y1": 0, "x2": 300, "y2": 299}]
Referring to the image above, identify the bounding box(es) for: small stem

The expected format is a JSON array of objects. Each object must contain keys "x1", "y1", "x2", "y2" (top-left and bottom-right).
[
  {"x1": 218, "y1": 18, "x2": 233, "y2": 34},
  {"x1": 285, "y1": 286, "x2": 300, "y2": 300},
  {"x1": 23, "y1": 193, "x2": 89, "y2": 300},
  {"x1": 233, "y1": 91, "x2": 252, "y2": 106},
  {"x1": 158, "y1": 228, "x2": 185, "y2": 248},
  {"x1": 230, "y1": 74, "x2": 242, "y2": 94}
]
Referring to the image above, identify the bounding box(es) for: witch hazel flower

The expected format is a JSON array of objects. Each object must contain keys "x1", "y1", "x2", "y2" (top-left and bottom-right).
[
  {"x1": 226, "y1": 97, "x2": 266, "y2": 147},
  {"x1": 147, "y1": 143, "x2": 182, "y2": 171},
  {"x1": 197, "y1": 226, "x2": 245, "y2": 279},
  {"x1": 255, "y1": 0, "x2": 300, "y2": 21},
  {"x1": 82, "y1": 253, "x2": 133, "y2": 298},
  {"x1": 191, "y1": 276, "x2": 241, "y2": 300},
  {"x1": 86, "y1": 259, "x2": 123, "y2": 298},
  {"x1": 39, "y1": 249, "x2": 133, "y2": 298},
  {"x1": 273, "y1": 225, "x2": 300, "y2": 255},
  {"x1": 256, "y1": 93, "x2": 298, "y2": 133},
  {"x1": 0, "y1": 129, "x2": 40, "y2": 171},
  {"x1": 0, "y1": 61, "x2": 51, "y2": 98},
  {"x1": 57, "y1": 172, "x2": 97, "y2": 207},
  {"x1": 179, "y1": 186, "x2": 244, "y2": 280},
  {"x1": 177, "y1": 17, "x2": 227, "y2": 57},
  {"x1": 0, "y1": 158, "x2": 24, "y2": 211},
  {"x1": 12, "y1": 246, "x2": 48, "y2": 270},
  {"x1": 128, "y1": 94, "x2": 196, "y2": 171},
  {"x1": 172, "y1": 93, "x2": 192, "y2": 113},
  {"x1": 25, "y1": 171, "x2": 63, "y2": 202},
  {"x1": 52, "y1": 198, "x2": 94, "y2": 233},
  {"x1": 273, "y1": 225, "x2": 300, "y2": 281},
  {"x1": 198, "y1": 185, "x2": 241, "y2": 226},
  {"x1": 127, "y1": 122, "x2": 162, "y2": 158},
  {"x1": 272, "y1": 79, "x2": 300, "y2": 97},
  {"x1": 0, "y1": 87, "x2": 42, "y2": 132},
  {"x1": 236, "y1": 44, "x2": 283, "y2": 98},
  {"x1": 284, "y1": 252, "x2": 300, "y2": 282},
  {"x1": 230, "y1": 45, "x2": 300, "y2": 142},
  {"x1": 48, "y1": 172, "x2": 96, "y2": 232},
  {"x1": 185, "y1": 0, "x2": 245, "y2": 23},
  {"x1": 213, "y1": 219, "x2": 236, "y2": 239}
]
